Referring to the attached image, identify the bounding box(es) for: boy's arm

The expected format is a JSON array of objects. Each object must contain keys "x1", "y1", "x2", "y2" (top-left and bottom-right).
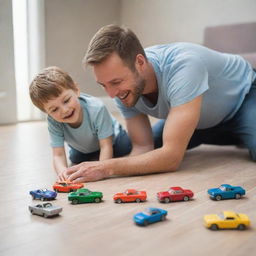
[
  {"x1": 52, "y1": 147, "x2": 68, "y2": 181},
  {"x1": 99, "y1": 136, "x2": 113, "y2": 161}
]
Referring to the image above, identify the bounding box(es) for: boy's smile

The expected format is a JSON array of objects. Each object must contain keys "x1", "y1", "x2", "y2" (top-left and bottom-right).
[{"x1": 44, "y1": 89, "x2": 83, "y2": 127}]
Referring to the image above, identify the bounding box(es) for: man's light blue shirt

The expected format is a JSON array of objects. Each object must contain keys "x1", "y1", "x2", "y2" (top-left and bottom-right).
[
  {"x1": 115, "y1": 43, "x2": 256, "y2": 129},
  {"x1": 48, "y1": 93, "x2": 121, "y2": 153}
]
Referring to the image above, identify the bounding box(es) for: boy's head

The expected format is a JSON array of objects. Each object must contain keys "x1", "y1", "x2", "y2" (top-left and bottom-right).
[
  {"x1": 83, "y1": 24, "x2": 147, "y2": 71},
  {"x1": 29, "y1": 66, "x2": 78, "y2": 112}
]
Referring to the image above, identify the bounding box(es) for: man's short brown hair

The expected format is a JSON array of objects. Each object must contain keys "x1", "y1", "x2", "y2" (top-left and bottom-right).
[
  {"x1": 83, "y1": 24, "x2": 147, "y2": 70},
  {"x1": 29, "y1": 66, "x2": 78, "y2": 112}
]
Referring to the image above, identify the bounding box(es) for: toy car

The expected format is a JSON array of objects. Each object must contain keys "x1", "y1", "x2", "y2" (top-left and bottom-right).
[
  {"x1": 207, "y1": 184, "x2": 246, "y2": 200},
  {"x1": 29, "y1": 203, "x2": 62, "y2": 218},
  {"x1": 133, "y1": 207, "x2": 168, "y2": 226},
  {"x1": 113, "y1": 189, "x2": 147, "y2": 203},
  {"x1": 68, "y1": 188, "x2": 103, "y2": 204},
  {"x1": 29, "y1": 189, "x2": 57, "y2": 200},
  {"x1": 157, "y1": 186, "x2": 194, "y2": 203},
  {"x1": 52, "y1": 181, "x2": 84, "y2": 192},
  {"x1": 204, "y1": 211, "x2": 250, "y2": 230}
]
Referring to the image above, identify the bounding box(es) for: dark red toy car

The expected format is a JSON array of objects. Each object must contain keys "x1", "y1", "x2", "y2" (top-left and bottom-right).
[{"x1": 157, "y1": 186, "x2": 194, "y2": 203}]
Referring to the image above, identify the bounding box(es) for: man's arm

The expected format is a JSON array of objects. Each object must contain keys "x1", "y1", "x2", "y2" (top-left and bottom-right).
[
  {"x1": 66, "y1": 96, "x2": 202, "y2": 182},
  {"x1": 126, "y1": 113, "x2": 154, "y2": 156},
  {"x1": 99, "y1": 136, "x2": 113, "y2": 160}
]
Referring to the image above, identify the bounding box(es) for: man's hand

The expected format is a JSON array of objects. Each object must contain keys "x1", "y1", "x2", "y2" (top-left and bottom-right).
[{"x1": 65, "y1": 161, "x2": 110, "y2": 183}]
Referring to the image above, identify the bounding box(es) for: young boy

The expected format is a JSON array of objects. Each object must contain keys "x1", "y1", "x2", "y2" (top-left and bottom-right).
[{"x1": 29, "y1": 66, "x2": 131, "y2": 181}]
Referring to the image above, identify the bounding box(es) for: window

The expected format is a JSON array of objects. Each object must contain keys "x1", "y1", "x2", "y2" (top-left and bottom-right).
[{"x1": 12, "y1": 0, "x2": 45, "y2": 121}]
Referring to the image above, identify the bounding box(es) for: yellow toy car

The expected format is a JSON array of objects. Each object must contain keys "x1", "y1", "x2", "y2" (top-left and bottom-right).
[{"x1": 204, "y1": 211, "x2": 250, "y2": 230}]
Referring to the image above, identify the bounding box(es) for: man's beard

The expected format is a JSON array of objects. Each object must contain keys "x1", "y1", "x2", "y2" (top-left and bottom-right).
[{"x1": 124, "y1": 72, "x2": 146, "y2": 107}]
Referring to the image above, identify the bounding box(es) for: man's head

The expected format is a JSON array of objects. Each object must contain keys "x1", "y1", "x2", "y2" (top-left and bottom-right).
[
  {"x1": 83, "y1": 25, "x2": 148, "y2": 107},
  {"x1": 83, "y1": 24, "x2": 147, "y2": 71},
  {"x1": 29, "y1": 66, "x2": 82, "y2": 126}
]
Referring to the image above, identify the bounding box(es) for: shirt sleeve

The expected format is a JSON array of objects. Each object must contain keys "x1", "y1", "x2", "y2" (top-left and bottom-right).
[
  {"x1": 93, "y1": 105, "x2": 114, "y2": 140},
  {"x1": 47, "y1": 116, "x2": 65, "y2": 147},
  {"x1": 166, "y1": 54, "x2": 209, "y2": 107}
]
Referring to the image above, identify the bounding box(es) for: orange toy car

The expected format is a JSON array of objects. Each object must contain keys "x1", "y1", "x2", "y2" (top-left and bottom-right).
[
  {"x1": 53, "y1": 181, "x2": 84, "y2": 192},
  {"x1": 113, "y1": 189, "x2": 147, "y2": 203}
]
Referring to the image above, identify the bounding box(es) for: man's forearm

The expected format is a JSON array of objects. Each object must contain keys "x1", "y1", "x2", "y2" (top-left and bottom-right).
[
  {"x1": 129, "y1": 144, "x2": 154, "y2": 156},
  {"x1": 105, "y1": 147, "x2": 182, "y2": 177}
]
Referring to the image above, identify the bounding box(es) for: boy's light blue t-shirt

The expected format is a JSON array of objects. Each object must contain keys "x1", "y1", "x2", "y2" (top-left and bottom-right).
[
  {"x1": 48, "y1": 93, "x2": 121, "y2": 153},
  {"x1": 115, "y1": 43, "x2": 256, "y2": 129}
]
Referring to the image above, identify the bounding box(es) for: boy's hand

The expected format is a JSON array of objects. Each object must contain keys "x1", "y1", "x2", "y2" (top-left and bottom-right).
[
  {"x1": 57, "y1": 169, "x2": 69, "y2": 182},
  {"x1": 65, "y1": 161, "x2": 110, "y2": 183}
]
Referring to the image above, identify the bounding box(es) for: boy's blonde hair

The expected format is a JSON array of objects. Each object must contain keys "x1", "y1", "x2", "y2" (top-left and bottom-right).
[{"x1": 29, "y1": 66, "x2": 78, "y2": 112}]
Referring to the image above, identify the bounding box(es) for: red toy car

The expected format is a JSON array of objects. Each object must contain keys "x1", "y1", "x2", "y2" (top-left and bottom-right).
[
  {"x1": 53, "y1": 181, "x2": 84, "y2": 192},
  {"x1": 113, "y1": 189, "x2": 147, "y2": 203},
  {"x1": 157, "y1": 186, "x2": 194, "y2": 203}
]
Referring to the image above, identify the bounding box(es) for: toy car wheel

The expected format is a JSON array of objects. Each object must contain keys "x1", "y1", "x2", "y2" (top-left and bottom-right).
[
  {"x1": 235, "y1": 194, "x2": 241, "y2": 199},
  {"x1": 215, "y1": 195, "x2": 222, "y2": 201},
  {"x1": 161, "y1": 215, "x2": 166, "y2": 221},
  {"x1": 116, "y1": 199, "x2": 122, "y2": 204},
  {"x1": 32, "y1": 195, "x2": 36, "y2": 200},
  {"x1": 237, "y1": 224, "x2": 246, "y2": 230},
  {"x1": 94, "y1": 197, "x2": 101, "y2": 203},
  {"x1": 30, "y1": 210, "x2": 34, "y2": 215},
  {"x1": 40, "y1": 197, "x2": 45, "y2": 201},
  {"x1": 164, "y1": 197, "x2": 170, "y2": 203},
  {"x1": 135, "y1": 198, "x2": 141, "y2": 203},
  {"x1": 43, "y1": 213, "x2": 48, "y2": 218},
  {"x1": 143, "y1": 220, "x2": 149, "y2": 226},
  {"x1": 210, "y1": 224, "x2": 218, "y2": 230},
  {"x1": 183, "y1": 196, "x2": 189, "y2": 201},
  {"x1": 72, "y1": 199, "x2": 79, "y2": 205},
  {"x1": 54, "y1": 189, "x2": 58, "y2": 192}
]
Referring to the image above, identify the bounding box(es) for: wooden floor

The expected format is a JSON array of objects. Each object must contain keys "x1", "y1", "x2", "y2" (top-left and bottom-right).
[{"x1": 0, "y1": 121, "x2": 256, "y2": 256}]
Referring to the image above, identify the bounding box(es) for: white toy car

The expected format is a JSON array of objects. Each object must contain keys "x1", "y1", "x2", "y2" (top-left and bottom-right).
[{"x1": 29, "y1": 202, "x2": 62, "y2": 218}]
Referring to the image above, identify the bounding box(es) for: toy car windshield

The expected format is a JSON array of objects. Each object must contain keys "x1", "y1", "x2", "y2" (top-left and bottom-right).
[
  {"x1": 44, "y1": 203, "x2": 52, "y2": 207},
  {"x1": 217, "y1": 213, "x2": 224, "y2": 219},
  {"x1": 219, "y1": 186, "x2": 226, "y2": 191}
]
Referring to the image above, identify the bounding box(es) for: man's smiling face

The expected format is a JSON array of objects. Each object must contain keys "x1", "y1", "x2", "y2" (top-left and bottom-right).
[{"x1": 93, "y1": 52, "x2": 146, "y2": 108}]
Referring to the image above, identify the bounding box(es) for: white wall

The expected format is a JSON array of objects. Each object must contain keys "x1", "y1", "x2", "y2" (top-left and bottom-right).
[
  {"x1": 120, "y1": 0, "x2": 256, "y2": 47},
  {"x1": 0, "y1": 0, "x2": 17, "y2": 124},
  {"x1": 45, "y1": 0, "x2": 120, "y2": 97},
  {"x1": 1, "y1": 0, "x2": 256, "y2": 124}
]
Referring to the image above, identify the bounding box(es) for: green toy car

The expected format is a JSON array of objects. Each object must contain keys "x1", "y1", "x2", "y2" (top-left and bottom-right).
[{"x1": 68, "y1": 188, "x2": 103, "y2": 204}]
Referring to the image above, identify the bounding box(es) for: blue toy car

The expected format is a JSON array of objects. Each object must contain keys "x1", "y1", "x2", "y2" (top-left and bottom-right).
[
  {"x1": 208, "y1": 184, "x2": 245, "y2": 201},
  {"x1": 29, "y1": 189, "x2": 57, "y2": 201},
  {"x1": 133, "y1": 207, "x2": 168, "y2": 226}
]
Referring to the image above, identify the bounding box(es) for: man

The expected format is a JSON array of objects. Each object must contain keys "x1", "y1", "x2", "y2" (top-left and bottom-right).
[{"x1": 66, "y1": 24, "x2": 256, "y2": 183}]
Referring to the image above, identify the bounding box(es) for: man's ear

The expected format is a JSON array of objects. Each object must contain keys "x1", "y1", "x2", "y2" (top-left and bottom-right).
[{"x1": 135, "y1": 54, "x2": 146, "y2": 71}]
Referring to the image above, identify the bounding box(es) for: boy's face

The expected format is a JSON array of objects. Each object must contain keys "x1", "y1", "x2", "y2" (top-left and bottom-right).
[{"x1": 44, "y1": 89, "x2": 82, "y2": 127}]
